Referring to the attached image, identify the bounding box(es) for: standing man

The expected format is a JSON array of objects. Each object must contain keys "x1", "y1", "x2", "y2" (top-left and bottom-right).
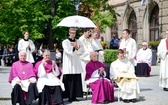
[
  {"x1": 62, "y1": 28, "x2": 83, "y2": 102},
  {"x1": 90, "y1": 29, "x2": 104, "y2": 62},
  {"x1": 8, "y1": 51, "x2": 38, "y2": 105},
  {"x1": 119, "y1": 29, "x2": 137, "y2": 66},
  {"x1": 79, "y1": 28, "x2": 94, "y2": 93},
  {"x1": 110, "y1": 34, "x2": 119, "y2": 49},
  {"x1": 18, "y1": 30, "x2": 35, "y2": 63},
  {"x1": 157, "y1": 30, "x2": 168, "y2": 91}
]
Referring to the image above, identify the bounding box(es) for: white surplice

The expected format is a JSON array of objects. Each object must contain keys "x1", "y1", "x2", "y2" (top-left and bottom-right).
[
  {"x1": 79, "y1": 35, "x2": 94, "y2": 92},
  {"x1": 157, "y1": 38, "x2": 168, "y2": 88},
  {"x1": 18, "y1": 39, "x2": 35, "y2": 63},
  {"x1": 85, "y1": 69, "x2": 107, "y2": 85},
  {"x1": 62, "y1": 39, "x2": 83, "y2": 74},
  {"x1": 136, "y1": 48, "x2": 152, "y2": 66},
  {"x1": 11, "y1": 77, "x2": 36, "y2": 92},
  {"x1": 110, "y1": 59, "x2": 140, "y2": 100},
  {"x1": 119, "y1": 38, "x2": 137, "y2": 66},
  {"x1": 91, "y1": 38, "x2": 104, "y2": 62},
  {"x1": 37, "y1": 63, "x2": 65, "y2": 93}
]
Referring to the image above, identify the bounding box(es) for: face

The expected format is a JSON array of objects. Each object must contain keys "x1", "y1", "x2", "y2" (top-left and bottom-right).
[
  {"x1": 69, "y1": 30, "x2": 76, "y2": 39},
  {"x1": 122, "y1": 31, "x2": 129, "y2": 39},
  {"x1": 24, "y1": 32, "x2": 29, "y2": 39},
  {"x1": 142, "y1": 44, "x2": 147, "y2": 49},
  {"x1": 90, "y1": 52, "x2": 98, "y2": 61},
  {"x1": 118, "y1": 53, "x2": 125, "y2": 60},
  {"x1": 91, "y1": 32, "x2": 97, "y2": 39},
  {"x1": 19, "y1": 52, "x2": 27, "y2": 61},
  {"x1": 84, "y1": 30, "x2": 90, "y2": 38},
  {"x1": 43, "y1": 52, "x2": 50, "y2": 61}
]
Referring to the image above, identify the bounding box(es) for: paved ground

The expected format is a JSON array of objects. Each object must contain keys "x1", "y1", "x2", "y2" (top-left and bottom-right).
[{"x1": 0, "y1": 64, "x2": 168, "y2": 105}]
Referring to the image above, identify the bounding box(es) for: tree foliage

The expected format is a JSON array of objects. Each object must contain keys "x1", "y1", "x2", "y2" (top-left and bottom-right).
[
  {"x1": 78, "y1": 0, "x2": 117, "y2": 32},
  {"x1": 0, "y1": 0, "x2": 116, "y2": 46},
  {"x1": 0, "y1": 0, "x2": 75, "y2": 45},
  {"x1": 0, "y1": 0, "x2": 51, "y2": 45}
]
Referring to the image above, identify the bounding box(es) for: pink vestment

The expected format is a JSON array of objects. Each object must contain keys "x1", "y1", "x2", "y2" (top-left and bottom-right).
[
  {"x1": 86, "y1": 60, "x2": 114, "y2": 104},
  {"x1": 8, "y1": 61, "x2": 35, "y2": 83}
]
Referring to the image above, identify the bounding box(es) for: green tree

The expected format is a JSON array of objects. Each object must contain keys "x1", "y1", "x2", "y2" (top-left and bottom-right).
[
  {"x1": 0, "y1": 0, "x2": 75, "y2": 46},
  {"x1": 0, "y1": 0, "x2": 51, "y2": 45},
  {"x1": 78, "y1": 0, "x2": 118, "y2": 32}
]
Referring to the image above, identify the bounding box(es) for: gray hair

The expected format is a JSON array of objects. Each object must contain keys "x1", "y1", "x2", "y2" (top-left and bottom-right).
[
  {"x1": 18, "y1": 51, "x2": 27, "y2": 56},
  {"x1": 90, "y1": 51, "x2": 98, "y2": 57},
  {"x1": 42, "y1": 49, "x2": 50, "y2": 55}
]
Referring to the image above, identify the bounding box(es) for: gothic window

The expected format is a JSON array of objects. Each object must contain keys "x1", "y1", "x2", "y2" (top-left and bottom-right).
[
  {"x1": 150, "y1": 5, "x2": 159, "y2": 41},
  {"x1": 111, "y1": 16, "x2": 118, "y2": 38},
  {"x1": 128, "y1": 11, "x2": 137, "y2": 41}
]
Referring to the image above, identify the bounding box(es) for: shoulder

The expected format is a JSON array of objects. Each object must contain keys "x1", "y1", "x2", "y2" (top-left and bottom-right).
[
  {"x1": 36, "y1": 60, "x2": 42, "y2": 65},
  {"x1": 137, "y1": 48, "x2": 143, "y2": 52},
  {"x1": 111, "y1": 60, "x2": 117, "y2": 66},
  {"x1": 12, "y1": 61, "x2": 19, "y2": 66},
  {"x1": 29, "y1": 39, "x2": 34, "y2": 43},
  {"x1": 27, "y1": 62, "x2": 33, "y2": 66},
  {"x1": 62, "y1": 39, "x2": 69, "y2": 43},
  {"x1": 79, "y1": 36, "x2": 84, "y2": 40},
  {"x1": 130, "y1": 38, "x2": 136, "y2": 42},
  {"x1": 18, "y1": 39, "x2": 24, "y2": 43}
]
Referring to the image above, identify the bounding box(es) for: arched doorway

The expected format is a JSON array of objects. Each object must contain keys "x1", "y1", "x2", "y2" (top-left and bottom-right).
[
  {"x1": 111, "y1": 16, "x2": 118, "y2": 38},
  {"x1": 128, "y1": 11, "x2": 138, "y2": 41},
  {"x1": 149, "y1": 5, "x2": 159, "y2": 41}
]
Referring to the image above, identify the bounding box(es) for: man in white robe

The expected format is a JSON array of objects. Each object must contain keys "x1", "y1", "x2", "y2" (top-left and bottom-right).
[
  {"x1": 90, "y1": 29, "x2": 104, "y2": 62},
  {"x1": 62, "y1": 28, "x2": 84, "y2": 102},
  {"x1": 110, "y1": 49, "x2": 140, "y2": 103},
  {"x1": 119, "y1": 29, "x2": 137, "y2": 66},
  {"x1": 136, "y1": 42, "x2": 152, "y2": 76},
  {"x1": 79, "y1": 28, "x2": 94, "y2": 92},
  {"x1": 157, "y1": 30, "x2": 168, "y2": 91},
  {"x1": 18, "y1": 31, "x2": 35, "y2": 63}
]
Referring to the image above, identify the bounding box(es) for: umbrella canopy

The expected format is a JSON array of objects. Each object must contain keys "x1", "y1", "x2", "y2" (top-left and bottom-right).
[{"x1": 57, "y1": 15, "x2": 96, "y2": 28}]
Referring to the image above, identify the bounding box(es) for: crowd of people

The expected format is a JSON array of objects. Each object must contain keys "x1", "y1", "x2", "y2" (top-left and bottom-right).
[{"x1": 6, "y1": 28, "x2": 168, "y2": 105}]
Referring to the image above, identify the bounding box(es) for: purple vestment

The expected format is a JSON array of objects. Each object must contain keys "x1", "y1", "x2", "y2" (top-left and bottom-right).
[
  {"x1": 8, "y1": 61, "x2": 35, "y2": 83},
  {"x1": 85, "y1": 61, "x2": 105, "y2": 81},
  {"x1": 86, "y1": 60, "x2": 114, "y2": 104},
  {"x1": 34, "y1": 60, "x2": 62, "y2": 77}
]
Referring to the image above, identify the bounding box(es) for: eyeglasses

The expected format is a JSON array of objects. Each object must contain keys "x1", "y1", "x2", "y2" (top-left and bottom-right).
[{"x1": 69, "y1": 32, "x2": 76, "y2": 34}]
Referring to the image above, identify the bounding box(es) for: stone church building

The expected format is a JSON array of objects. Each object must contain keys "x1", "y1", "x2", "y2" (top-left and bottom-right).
[{"x1": 103, "y1": 0, "x2": 168, "y2": 47}]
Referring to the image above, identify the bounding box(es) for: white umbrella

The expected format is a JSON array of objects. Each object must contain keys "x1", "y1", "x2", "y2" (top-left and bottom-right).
[{"x1": 57, "y1": 15, "x2": 96, "y2": 28}]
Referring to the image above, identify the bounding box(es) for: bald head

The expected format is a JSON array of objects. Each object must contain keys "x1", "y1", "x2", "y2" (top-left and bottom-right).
[
  {"x1": 90, "y1": 51, "x2": 98, "y2": 61},
  {"x1": 19, "y1": 51, "x2": 27, "y2": 62}
]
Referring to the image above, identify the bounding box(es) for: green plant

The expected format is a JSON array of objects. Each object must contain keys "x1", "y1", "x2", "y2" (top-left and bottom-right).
[
  {"x1": 104, "y1": 49, "x2": 118, "y2": 63},
  {"x1": 148, "y1": 41, "x2": 160, "y2": 50}
]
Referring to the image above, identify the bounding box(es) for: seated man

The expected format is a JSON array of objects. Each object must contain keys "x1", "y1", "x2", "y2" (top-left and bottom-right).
[
  {"x1": 136, "y1": 42, "x2": 152, "y2": 76},
  {"x1": 85, "y1": 51, "x2": 114, "y2": 104},
  {"x1": 110, "y1": 49, "x2": 140, "y2": 103},
  {"x1": 8, "y1": 51, "x2": 38, "y2": 105},
  {"x1": 34, "y1": 50, "x2": 64, "y2": 105}
]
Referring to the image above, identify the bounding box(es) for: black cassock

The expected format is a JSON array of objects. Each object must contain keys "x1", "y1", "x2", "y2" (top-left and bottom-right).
[
  {"x1": 135, "y1": 63, "x2": 150, "y2": 77},
  {"x1": 38, "y1": 85, "x2": 63, "y2": 105},
  {"x1": 11, "y1": 83, "x2": 38, "y2": 105},
  {"x1": 63, "y1": 74, "x2": 83, "y2": 101}
]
